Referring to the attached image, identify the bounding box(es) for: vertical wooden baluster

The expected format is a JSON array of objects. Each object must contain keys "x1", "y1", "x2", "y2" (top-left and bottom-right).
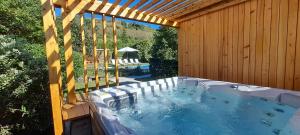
[
  {"x1": 112, "y1": 16, "x2": 119, "y2": 86},
  {"x1": 62, "y1": 7, "x2": 76, "y2": 104},
  {"x1": 92, "y1": 12, "x2": 99, "y2": 89},
  {"x1": 80, "y1": 13, "x2": 88, "y2": 96},
  {"x1": 102, "y1": 14, "x2": 109, "y2": 87},
  {"x1": 40, "y1": 0, "x2": 63, "y2": 134}
]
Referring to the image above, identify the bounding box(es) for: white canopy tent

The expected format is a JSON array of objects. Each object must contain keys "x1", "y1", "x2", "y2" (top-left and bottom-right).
[
  {"x1": 118, "y1": 47, "x2": 139, "y2": 59},
  {"x1": 118, "y1": 47, "x2": 139, "y2": 52}
]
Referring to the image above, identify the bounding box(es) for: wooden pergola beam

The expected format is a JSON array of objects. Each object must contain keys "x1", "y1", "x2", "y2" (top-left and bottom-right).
[
  {"x1": 53, "y1": 0, "x2": 178, "y2": 27},
  {"x1": 106, "y1": 0, "x2": 121, "y2": 14},
  {"x1": 116, "y1": 0, "x2": 135, "y2": 16},
  {"x1": 124, "y1": 0, "x2": 148, "y2": 18},
  {"x1": 143, "y1": 0, "x2": 173, "y2": 15},
  {"x1": 166, "y1": 0, "x2": 225, "y2": 20},
  {"x1": 176, "y1": 0, "x2": 247, "y2": 22},
  {"x1": 137, "y1": 0, "x2": 161, "y2": 14},
  {"x1": 157, "y1": 0, "x2": 199, "y2": 18},
  {"x1": 62, "y1": 7, "x2": 77, "y2": 104},
  {"x1": 151, "y1": 0, "x2": 185, "y2": 16},
  {"x1": 132, "y1": 0, "x2": 162, "y2": 20},
  {"x1": 40, "y1": 0, "x2": 63, "y2": 134}
]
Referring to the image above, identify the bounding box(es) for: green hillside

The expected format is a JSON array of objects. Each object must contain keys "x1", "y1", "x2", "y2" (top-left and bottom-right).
[{"x1": 58, "y1": 16, "x2": 155, "y2": 54}]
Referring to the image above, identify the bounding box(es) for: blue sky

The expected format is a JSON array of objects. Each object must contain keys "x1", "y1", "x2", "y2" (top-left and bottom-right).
[{"x1": 54, "y1": 0, "x2": 162, "y2": 29}]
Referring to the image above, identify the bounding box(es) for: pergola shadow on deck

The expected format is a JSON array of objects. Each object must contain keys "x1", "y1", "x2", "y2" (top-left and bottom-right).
[{"x1": 40, "y1": 0, "x2": 300, "y2": 134}]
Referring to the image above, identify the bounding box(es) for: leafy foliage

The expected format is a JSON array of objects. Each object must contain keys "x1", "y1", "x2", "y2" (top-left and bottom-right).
[
  {"x1": 0, "y1": 36, "x2": 51, "y2": 135},
  {"x1": 132, "y1": 40, "x2": 152, "y2": 63},
  {"x1": 0, "y1": 0, "x2": 43, "y2": 43},
  {"x1": 150, "y1": 27, "x2": 178, "y2": 77},
  {"x1": 151, "y1": 27, "x2": 178, "y2": 60}
]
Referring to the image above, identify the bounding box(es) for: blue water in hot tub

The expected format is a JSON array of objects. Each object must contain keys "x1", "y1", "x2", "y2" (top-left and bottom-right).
[{"x1": 112, "y1": 84, "x2": 298, "y2": 135}]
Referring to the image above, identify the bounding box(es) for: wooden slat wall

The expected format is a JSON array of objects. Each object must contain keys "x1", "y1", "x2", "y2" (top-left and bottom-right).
[{"x1": 178, "y1": 0, "x2": 300, "y2": 91}]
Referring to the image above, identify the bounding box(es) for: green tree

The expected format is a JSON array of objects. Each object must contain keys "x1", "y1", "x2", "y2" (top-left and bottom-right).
[
  {"x1": 133, "y1": 40, "x2": 152, "y2": 62},
  {"x1": 0, "y1": 0, "x2": 43, "y2": 43},
  {"x1": 151, "y1": 27, "x2": 178, "y2": 60},
  {"x1": 150, "y1": 27, "x2": 178, "y2": 77}
]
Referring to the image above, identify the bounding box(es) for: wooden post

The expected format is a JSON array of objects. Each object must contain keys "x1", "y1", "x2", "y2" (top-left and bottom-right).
[
  {"x1": 102, "y1": 14, "x2": 109, "y2": 87},
  {"x1": 80, "y1": 13, "x2": 88, "y2": 96},
  {"x1": 62, "y1": 8, "x2": 77, "y2": 104},
  {"x1": 92, "y1": 12, "x2": 100, "y2": 89},
  {"x1": 40, "y1": 0, "x2": 63, "y2": 134},
  {"x1": 112, "y1": 16, "x2": 119, "y2": 86}
]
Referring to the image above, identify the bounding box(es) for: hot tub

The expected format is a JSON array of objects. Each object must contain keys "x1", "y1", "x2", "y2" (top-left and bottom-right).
[{"x1": 89, "y1": 77, "x2": 300, "y2": 135}]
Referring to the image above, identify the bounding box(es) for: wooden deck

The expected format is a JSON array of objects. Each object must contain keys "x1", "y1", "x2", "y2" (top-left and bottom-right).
[{"x1": 62, "y1": 93, "x2": 89, "y2": 121}]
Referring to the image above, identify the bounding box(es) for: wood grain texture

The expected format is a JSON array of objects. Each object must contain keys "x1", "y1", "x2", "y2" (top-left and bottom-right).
[
  {"x1": 80, "y1": 14, "x2": 88, "y2": 95},
  {"x1": 62, "y1": 8, "x2": 76, "y2": 104},
  {"x1": 102, "y1": 14, "x2": 109, "y2": 87},
  {"x1": 178, "y1": 0, "x2": 300, "y2": 91},
  {"x1": 112, "y1": 16, "x2": 119, "y2": 86},
  {"x1": 40, "y1": 0, "x2": 64, "y2": 134},
  {"x1": 92, "y1": 12, "x2": 99, "y2": 89}
]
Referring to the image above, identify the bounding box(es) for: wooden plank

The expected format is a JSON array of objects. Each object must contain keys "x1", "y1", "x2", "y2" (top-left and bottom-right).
[
  {"x1": 195, "y1": 17, "x2": 200, "y2": 77},
  {"x1": 190, "y1": 18, "x2": 197, "y2": 76},
  {"x1": 223, "y1": 8, "x2": 229, "y2": 81},
  {"x1": 237, "y1": 3, "x2": 244, "y2": 83},
  {"x1": 255, "y1": 0, "x2": 264, "y2": 86},
  {"x1": 285, "y1": 0, "x2": 298, "y2": 89},
  {"x1": 62, "y1": 8, "x2": 76, "y2": 104},
  {"x1": 143, "y1": 0, "x2": 173, "y2": 15},
  {"x1": 80, "y1": 14, "x2": 88, "y2": 95},
  {"x1": 124, "y1": 0, "x2": 148, "y2": 18},
  {"x1": 232, "y1": 5, "x2": 239, "y2": 82},
  {"x1": 186, "y1": 20, "x2": 191, "y2": 76},
  {"x1": 295, "y1": 0, "x2": 300, "y2": 90},
  {"x1": 176, "y1": 0, "x2": 249, "y2": 22},
  {"x1": 152, "y1": 0, "x2": 185, "y2": 16},
  {"x1": 159, "y1": 0, "x2": 198, "y2": 17},
  {"x1": 106, "y1": 0, "x2": 122, "y2": 14},
  {"x1": 276, "y1": 0, "x2": 288, "y2": 88},
  {"x1": 268, "y1": 0, "x2": 280, "y2": 87},
  {"x1": 137, "y1": 0, "x2": 161, "y2": 14},
  {"x1": 203, "y1": 16, "x2": 208, "y2": 78},
  {"x1": 112, "y1": 16, "x2": 119, "y2": 86},
  {"x1": 178, "y1": 23, "x2": 182, "y2": 76},
  {"x1": 249, "y1": 0, "x2": 257, "y2": 84},
  {"x1": 92, "y1": 12, "x2": 99, "y2": 89},
  {"x1": 115, "y1": 0, "x2": 135, "y2": 16},
  {"x1": 199, "y1": 16, "x2": 204, "y2": 77},
  {"x1": 167, "y1": 0, "x2": 224, "y2": 20},
  {"x1": 102, "y1": 14, "x2": 109, "y2": 87},
  {"x1": 62, "y1": 102, "x2": 89, "y2": 121},
  {"x1": 227, "y1": 6, "x2": 234, "y2": 82},
  {"x1": 40, "y1": 0, "x2": 63, "y2": 134},
  {"x1": 183, "y1": 21, "x2": 188, "y2": 76},
  {"x1": 53, "y1": 0, "x2": 178, "y2": 27},
  {"x1": 206, "y1": 11, "x2": 219, "y2": 80},
  {"x1": 261, "y1": 0, "x2": 272, "y2": 87},
  {"x1": 178, "y1": 22, "x2": 185, "y2": 76},
  {"x1": 180, "y1": 21, "x2": 185, "y2": 75},
  {"x1": 205, "y1": 14, "x2": 212, "y2": 79},
  {"x1": 218, "y1": 10, "x2": 224, "y2": 80},
  {"x1": 243, "y1": 1, "x2": 250, "y2": 84}
]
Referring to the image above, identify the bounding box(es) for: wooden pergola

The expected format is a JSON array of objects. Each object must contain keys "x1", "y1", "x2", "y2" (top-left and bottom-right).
[{"x1": 40, "y1": 0, "x2": 300, "y2": 134}]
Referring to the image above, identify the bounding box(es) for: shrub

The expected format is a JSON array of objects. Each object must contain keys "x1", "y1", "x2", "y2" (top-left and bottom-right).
[{"x1": 0, "y1": 35, "x2": 52, "y2": 135}]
